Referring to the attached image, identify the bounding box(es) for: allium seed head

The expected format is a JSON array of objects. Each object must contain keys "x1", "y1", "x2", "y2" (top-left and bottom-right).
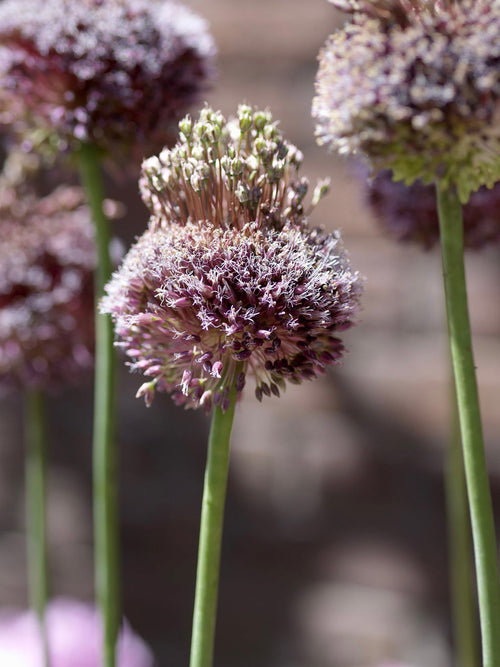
[
  {"x1": 0, "y1": 0, "x2": 215, "y2": 160},
  {"x1": 102, "y1": 106, "x2": 362, "y2": 411},
  {"x1": 0, "y1": 185, "x2": 96, "y2": 392},
  {"x1": 365, "y1": 169, "x2": 500, "y2": 249},
  {"x1": 313, "y1": 0, "x2": 500, "y2": 202}
]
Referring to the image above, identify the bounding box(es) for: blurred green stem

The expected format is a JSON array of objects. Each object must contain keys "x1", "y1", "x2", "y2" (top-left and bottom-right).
[
  {"x1": 77, "y1": 143, "x2": 119, "y2": 667},
  {"x1": 189, "y1": 371, "x2": 241, "y2": 667},
  {"x1": 25, "y1": 388, "x2": 49, "y2": 667},
  {"x1": 437, "y1": 186, "x2": 500, "y2": 667},
  {"x1": 446, "y1": 380, "x2": 480, "y2": 667}
]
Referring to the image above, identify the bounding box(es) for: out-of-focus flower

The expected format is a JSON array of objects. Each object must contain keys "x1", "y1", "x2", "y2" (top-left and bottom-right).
[
  {"x1": 102, "y1": 106, "x2": 362, "y2": 411},
  {"x1": 364, "y1": 169, "x2": 500, "y2": 249},
  {"x1": 0, "y1": 598, "x2": 154, "y2": 666},
  {"x1": 351, "y1": 664, "x2": 414, "y2": 667},
  {"x1": 0, "y1": 0, "x2": 215, "y2": 160},
  {"x1": 0, "y1": 184, "x2": 96, "y2": 392},
  {"x1": 313, "y1": 0, "x2": 500, "y2": 202}
]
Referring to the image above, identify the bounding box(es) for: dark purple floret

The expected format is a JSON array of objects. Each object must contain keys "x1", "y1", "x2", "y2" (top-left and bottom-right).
[
  {"x1": 0, "y1": 185, "x2": 96, "y2": 392},
  {"x1": 0, "y1": 0, "x2": 215, "y2": 160},
  {"x1": 365, "y1": 170, "x2": 500, "y2": 250},
  {"x1": 102, "y1": 106, "x2": 362, "y2": 411}
]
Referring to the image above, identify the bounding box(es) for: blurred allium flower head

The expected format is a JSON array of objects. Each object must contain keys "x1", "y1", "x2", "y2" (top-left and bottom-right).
[
  {"x1": 0, "y1": 0, "x2": 215, "y2": 159},
  {"x1": 352, "y1": 664, "x2": 413, "y2": 667},
  {"x1": 0, "y1": 598, "x2": 154, "y2": 666},
  {"x1": 313, "y1": 0, "x2": 500, "y2": 202},
  {"x1": 365, "y1": 169, "x2": 500, "y2": 249},
  {"x1": 352, "y1": 664, "x2": 412, "y2": 667},
  {"x1": 102, "y1": 105, "x2": 362, "y2": 411},
  {"x1": 0, "y1": 184, "x2": 96, "y2": 392}
]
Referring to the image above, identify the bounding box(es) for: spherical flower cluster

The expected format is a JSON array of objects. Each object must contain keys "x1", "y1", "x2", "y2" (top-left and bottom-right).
[
  {"x1": 364, "y1": 169, "x2": 500, "y2": 249},
  {"x1": 0, "y1": 0, "x2": 215, "y2": 159},
  {"x1": 313, "y1": 0, "x2": 500, "y2": 202},
  {"x1": 0, "y1": 598, "x2": 154, "y2": 666},
  {"x1": 102, "y1": 106, "x2": 362, "y2": 411},
  {"x1": 0, "y1": 185, "x2": 96, "y2": 392}
]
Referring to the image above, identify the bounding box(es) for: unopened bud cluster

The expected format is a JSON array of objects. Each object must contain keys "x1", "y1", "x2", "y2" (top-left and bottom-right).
[
  {"x1": 141, "y1": 105, "x2": 330, "y2": 231},
  {"x1": 103, "y1": 106, "x2": 362, "y2": 411}
]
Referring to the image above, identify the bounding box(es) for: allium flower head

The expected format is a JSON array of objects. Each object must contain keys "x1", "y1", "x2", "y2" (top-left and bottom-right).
[
  {"x1": 0, "y1": 185, "x2": 96, "y2": 392},
  {"x1": 365, "y1": 169, "x2": 500, "y2": 249},
  {"x1": 0, "y1": 598, "x2": 154, "y2": 666},
  {"x1": 102, "y1": 106, "x2": 362, "y2": 411},
  {"x1": 313, "y1": 0, "x2": 500, "y2": 202},
  {"x1": 0, "y1": 0, "x2": 215, "y2": 159}
]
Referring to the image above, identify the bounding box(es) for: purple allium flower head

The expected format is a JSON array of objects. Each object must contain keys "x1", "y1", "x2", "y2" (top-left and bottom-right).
[
  {"x1": 313, "y1": 0, "x2": 500, "y2": 202},
  {"x1": 365, "y1": 169, "x2": 500, "y2": 249},
  {"x1": 0, "y1": 598, "x2": 154, "y2": 666},
  {"x1": 0, "y1": 184, "x2": 96, "y2": 392},
  {"x1": 101, "y1": 106, "x2": 362, "y2": 411},
  {"x1": 0, "y1": 0, "x2": 215, "y2": 161}
]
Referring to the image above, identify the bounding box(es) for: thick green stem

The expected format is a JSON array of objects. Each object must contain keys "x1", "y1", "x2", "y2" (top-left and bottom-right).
[
  {"x1": 25, "y1": 388, "x2": 50, "y2": 667},
  {"x1": 446, "y1": 381, "x2": 480, "y2": 667},
  {"x1": 77, "y1": 143, "x2": 119, "y2": 667},
  {"x1": 437, "y1": 186, "x2": 500, "y2": 667},
  {"x1": 189, "y1": 376, "x2": 240, "y2": 667}
]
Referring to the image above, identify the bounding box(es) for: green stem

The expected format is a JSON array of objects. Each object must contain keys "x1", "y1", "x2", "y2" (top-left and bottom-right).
[
  {"x1": 25, "y1": 388, "x2": 50, "y2": 667},
  {"x1": 77, "y1": 143, "x2": 119, "y2": 667},
  {"x1": 446, "y1": 380, "x2": 480, "y2": 667},
  {"x1": 189, "y1": 375, "x2": 241, "y2": 667},
  {"x1": 437, "y1": 186, "x2": 500, "y2": 667}
]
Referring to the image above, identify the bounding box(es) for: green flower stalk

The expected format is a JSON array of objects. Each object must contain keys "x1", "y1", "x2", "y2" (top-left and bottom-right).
[
  {"x1": 446, "y1": 382, "x2": 480, "y2": 667},
  {"x1": 102, "y1": 105, "x2": 363, "y2": 666},
  {"x1": 189, "y1": 367, "x2": 241, "y2": 667},
  {"x1": 25, "y1": 388, "x2": 49, "y2": 667},
  {"x1": 361, "y1": 168, "x2": 487, "y2": 665},
  {"x1": 313, "y1": 2, "x2": 500, "y2": 665},
  {"x1": 77, "y1": 143, "x2": 119, "y2": 667},
  {"x1": 436, "y1": 187, "x2": 500, "y2": 667}
]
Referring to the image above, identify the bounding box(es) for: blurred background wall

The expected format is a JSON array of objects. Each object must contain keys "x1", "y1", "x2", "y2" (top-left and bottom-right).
[{"x1": 1, "y1": 1, "x2": 500, "y2": 665}]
